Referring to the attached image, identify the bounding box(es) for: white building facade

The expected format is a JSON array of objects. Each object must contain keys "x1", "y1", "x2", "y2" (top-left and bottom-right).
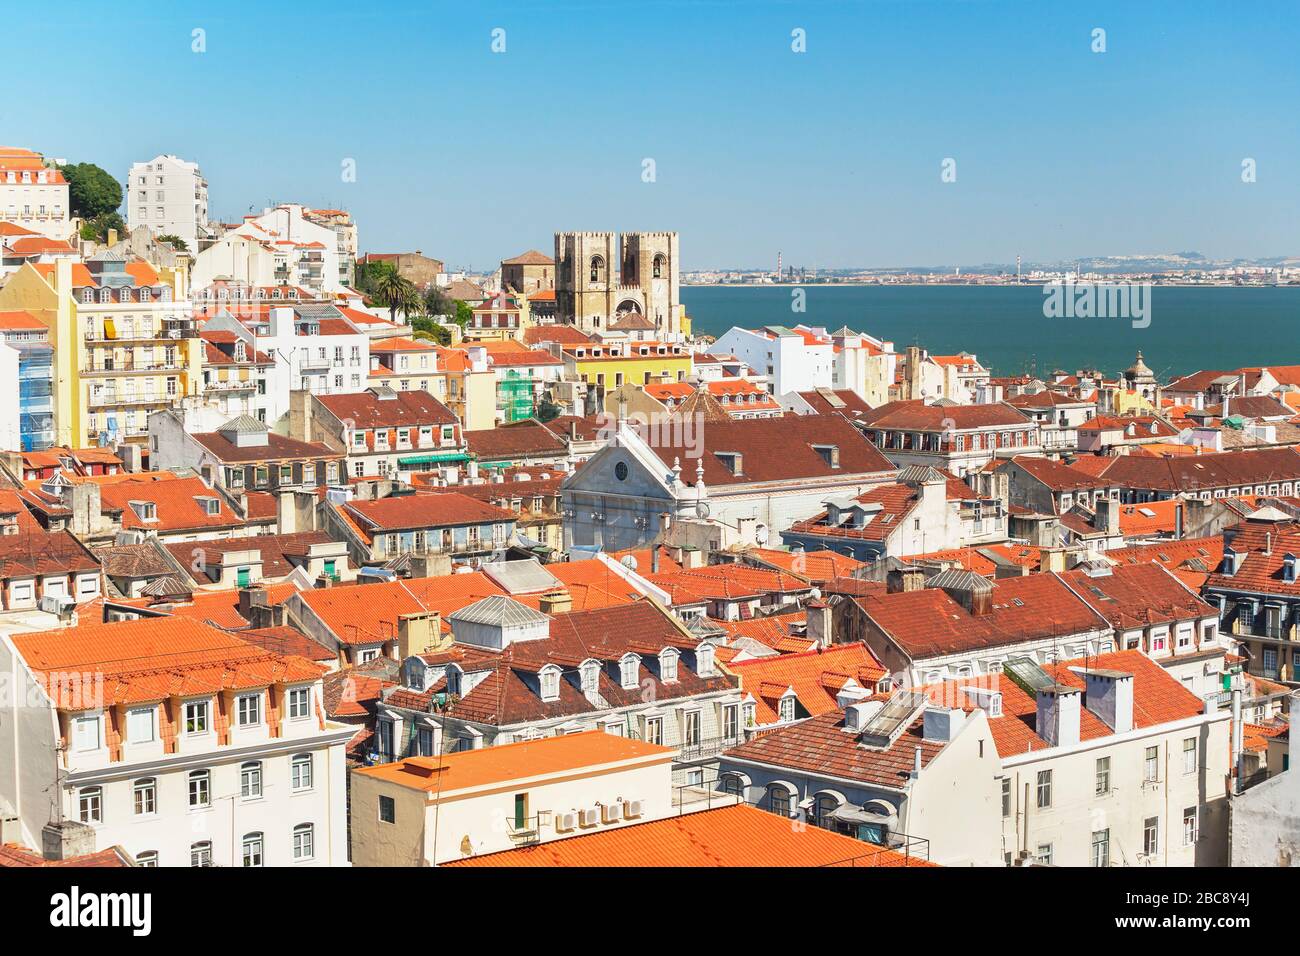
[{"x1": 126, "y1": 155, "x2": 210, "y2": 253}]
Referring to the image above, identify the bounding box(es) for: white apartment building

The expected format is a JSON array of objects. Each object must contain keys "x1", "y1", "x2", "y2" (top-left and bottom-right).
[
  {"x1": 350, "y1": 731, "x2": 675, "y2": 866},
  {"x1": 0, "y1": 617, "x2": 356, "y2": 867},
  {"x1": 988, "y1": 653, "x2": 1231, "y2": 867},
  {"x1": 0, "y1": 147, "x2": 71, "y2": 240},
  {"x1": 712, "y1": 324, "x2": 835, "y2": 397},
  {"x1": 203, "y1": 304, "x2": 370, "y2": 427},
  {"x1": 125, "y1": 155, "x2": 210, "y2": 253},
  {"x1": 192, "y1": 204, "x2": 345, "y2": 295}
]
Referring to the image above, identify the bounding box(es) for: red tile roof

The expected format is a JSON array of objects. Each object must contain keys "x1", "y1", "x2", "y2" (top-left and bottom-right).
[
  {"x1": 445, "y1": 803, "x2": 931, "y2": 867},
  {"x1": 854, "y1": 573, "x2": 1108, "y2": 660},
  {"x1": 11, "y1": 616, "x2": 325, "y2": 710},
  {"x1": 316, "y1": 390, "x2": 457, "y2": 429},
  {"x1": 920, "y1": 650, "x2": 1207, "y2": 757},
  {"x1": 729, "y1": 642, "x2": 887, "y2": 723},
  {"x1": 859, "y1": 400, "x2": 1031, "y2": 431}
]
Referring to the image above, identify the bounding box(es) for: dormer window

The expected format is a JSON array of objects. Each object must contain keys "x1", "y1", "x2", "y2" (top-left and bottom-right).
[
  {"x1": 129, "y1": 500, "x2": 157, "y2": 521},
  {"x1": 446, "y1": 665, "x2": 462, "y2": 697},
  {"x1": 696, "y1": 642, "x2": 716, "y2": 677},
  {"x1": 619, "y1": 653, "x2": 639, "y2": 690},
  {"x1": 779, "y1": 692, "x2": 796, "y2": 723},
  {"x1": 659, "y1": 648, "x2": 679, "y2": 683},
  {"x1": 813, "y1": 444, "x2": 841, "y2": 469},
  {"x1": 197, "y1": 497, "x2": 220, "y2": 516},
  {"x1": 539, "y1": 664, "x2": 561, "y2": 702},
  {"x1": 580, "y1": 659, "x2": 600, "y2": 693}
]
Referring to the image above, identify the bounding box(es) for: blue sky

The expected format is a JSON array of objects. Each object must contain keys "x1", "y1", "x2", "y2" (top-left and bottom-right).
[{"x1": 7, "y1": 0, "x2": 1297, "y2": 269}]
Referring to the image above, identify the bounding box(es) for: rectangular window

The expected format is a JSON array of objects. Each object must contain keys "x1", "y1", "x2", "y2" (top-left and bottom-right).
[
  {"x1": 1036, "y1": 769, "x2": 1052, "y2": 809},
  {"x1": 684, "y1": 710, "x2": 701, "y2": 747},
  {"x1": 237, "y1": 694, "x2": 262, "y2": 727},
  {"x1": 78, "y1": 788, "x2": 102, "y2": 824},
  {"x1": 1095, "y1": 756, "x2": 1110, "y2": 795},
  {"x1": 1144, "y1": 745, "x2": 1159, "y2": 783},
  {"x1": 1183, "y1": 807, "x2": 1199, "y2": 846},
  {"x1": 722, "y1": 704, "x2": 739, "y2": 740},
  {"x1": 288, "y1": 686, "x2": 310, "y2": 719},
  {"x1": 133, "y1": 778, "x2": 157, "y2": 815},
  {"x1": 1144, "y1": 817, "x2": 1159, "y2": 856},
  {"x1": 241, "y1": 763, "x2": 263, "y2": 799},
  {"x1": 378, "y1": 795, "x2": 396, "y2": 824},
  {"x1": 1091, "y1": 829, "x2": 1110, "y2": 868},
  {"x1": 72, "y1": 714, "x2": 101, "y2": 752},
  {"x1": 185, "y1": 700, "x2": 209, "y2": 734},
  {"x1": 242, "y1": 834, "x2": 263, "y2": 867},
  {"x1": 127, "y1": 706, "x2": 156, "y2": 744},
  {"x1": 644, "y1": 716, "x2": 663, "y2": 747},
  {"x1": 1001, "y1": 778, "x2": 1011, "y2": 818},
  {"x1": 293, "y1": 825, "x2": 314, "y2": 861},
  {"x1": 1034, "y1": 843, "x2": 1052, "y2": 865},
  {"x1": 1183, "y1": 737, "x2": 1197, "y2": 774}
]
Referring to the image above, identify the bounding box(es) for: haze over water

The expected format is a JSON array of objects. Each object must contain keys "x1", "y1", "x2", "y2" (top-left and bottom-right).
[{"x1": 682, "y1": 285, "x2": 1300, "y2": 380}]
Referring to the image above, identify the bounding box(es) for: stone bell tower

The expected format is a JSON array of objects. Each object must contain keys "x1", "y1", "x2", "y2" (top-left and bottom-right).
[{"x1": 554, "y1": 231, "x2": 616, "y2": 334}]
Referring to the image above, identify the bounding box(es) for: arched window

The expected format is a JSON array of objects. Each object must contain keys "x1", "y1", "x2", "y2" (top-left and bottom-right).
[
  {"x1": 619, "y1": 654, "x2": 639, "y2": 690},
  {"x1": 190, "y1": 841, "x2": 212, "y2": 867},
  {"x1": 135, "y1": 850, "x2": 158, "y2": 867},
  {"x1": 241, "y1": 832, "x2": 263, "y2": 867},
  {"x1": 240, "y1": 761, "x2": 263, "y2": 800},
  {"x1": 720, "y1": 773, "x2": 745, "y2": 798},
  {"x1": 659, "y1": 648, "x2": 679, "y2": 683},
  {"x1": 188, "y1": 770, "x2": 210, "y2": 808},
  {"x1": 580, "y1": 660, "x2": 600, "y2": 692},
  {"x1": 813, "y1": 792, "x2": 842, "y2": 829},
  {"x1": 589, "y1": 255, "x2": 605, "y2": 283},
  {"x1": 132, "y1": 777, "x2": 157, "y2": 815},
  {"x1": 766, "y1": 783, "x2": 793, "y2": 817},
  {"x1": 653, "y1": 254, "x2": 665, "y2": 279},
  {"x1": 292, "y1": 823, "x2": 314, "y2": 861},
  {"x1": 779, "y1": 693, "x2": 796, "y2": 723},
  {"x1": 291, "y1": 754, "x2": 313, "y2": 792},
  {"x1": 78, "y1": 786, "x2": 102, "y2": 824}
]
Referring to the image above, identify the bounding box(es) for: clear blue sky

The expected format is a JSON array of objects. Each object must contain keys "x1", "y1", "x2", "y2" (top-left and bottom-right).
[{"x1": 6, "y1": 0, "x2": 1297, "y2": 269}]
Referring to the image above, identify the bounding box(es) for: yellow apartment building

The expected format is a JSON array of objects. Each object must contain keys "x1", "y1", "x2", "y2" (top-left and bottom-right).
[{"x1": 0, "y1": 252, "x2": 201, "y2": 447}]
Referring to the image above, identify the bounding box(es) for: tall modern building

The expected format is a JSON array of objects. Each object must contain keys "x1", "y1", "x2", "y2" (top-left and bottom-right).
[
  {"x1": 125, "y1": 154, "x2": 210, "y2": 252},
  {"x1": 0, "y1": 309, "x2": 55, "y2": 450}
]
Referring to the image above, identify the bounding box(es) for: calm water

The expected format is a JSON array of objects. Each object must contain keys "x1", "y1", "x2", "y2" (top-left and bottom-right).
[{"x1": 681, "y1": 285, "x2": 1300, "y2": 380}]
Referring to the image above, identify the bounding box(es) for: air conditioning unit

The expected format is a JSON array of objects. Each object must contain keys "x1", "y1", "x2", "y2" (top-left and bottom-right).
[
  {"x1": 578, "y1": 807, "x2": 599, "y2": 828},
  {"x1": 601, "y1": 802, "x2": 622, "y2": 824},
  {"x1": 555, "y1": 811, "x2": 576, "y2": 833},
  {"x1": 622, "y1": 799, "x2": 643, "y2": 820}
]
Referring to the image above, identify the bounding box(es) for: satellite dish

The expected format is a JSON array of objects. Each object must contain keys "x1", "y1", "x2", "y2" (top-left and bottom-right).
[
  {"x1": 755, "y1": 522, "x2": 770, "y2": 545},
  {"x1": 696, "y1": 501, "x2": 711, "y2": 518},
  {"x1": 620, "y1": 555, "x2": 639, "y2": 571}
]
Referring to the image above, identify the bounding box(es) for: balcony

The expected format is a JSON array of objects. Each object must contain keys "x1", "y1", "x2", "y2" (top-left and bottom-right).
[
  {"x1": 83, "y1": 361, "x2": 187, "y2": 375},
  {"x1": 203, "y1": 378, "x2": 257, "y2": 393},
  {"x1": 88, "y1": 391, "x2": 176, "y2": 409}
]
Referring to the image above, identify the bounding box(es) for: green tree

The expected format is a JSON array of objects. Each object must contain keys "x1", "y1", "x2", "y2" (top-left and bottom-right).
[
  {"x1": 156, "y1": 234, "x2": 190, "y2": 253},
  {"x1": 354, "y1": 258, "x2": 395, "y2": 295},
  {"x1": 453, "y1": 300, "x2": 473, "y2": 328},
  {"x1": 79, "y1": 211, "x2": 127, "y2": 243},
  {"x1": 371, "y1": 269, "x2": 417, "y2": 322},
  {"x1": 59, "y1": 162, "x2": 123, "y2": 219}
]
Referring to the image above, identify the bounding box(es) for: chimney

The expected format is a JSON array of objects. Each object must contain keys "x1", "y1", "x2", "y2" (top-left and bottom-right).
[
  {"x1": 238, "y1": 586, "x2": 269, "y2": 626},
  {"x1": 1037, "y1": 548, "x2": 1067, "y2": 574},
  {"x1": 288, "y1": 388, "x2": 313, "y2": 442},
  {"x1": 910, "y1": 746, "x2": 923, "y2": 779},
  {"x1": 1093, "y1": 498, "x2": 1119, "y2": 535},
  {"x1": 886, "y1": 566, "x2": 925, "y2": 593},
  {"x1": 41, "y1": 820, "x2": 97, "y2": 861},
  {"x1": 1035, "y1": 685, "x2": 1081, "y2": 747},
  {"x1": 1231, "y1": 687, "x2": 1244, "y2": 791},
  {"x1": 397, "y1": 611, "x2": 441, "y2": 660},
  {"x1": 651, "y1": 546, "x2": 661, "y2": 574},
  {"x1": 806, "y1": 599, "x2": 832, "y2": 648},
  {"x1": 276, "y1": 488, "x2": 298, "y2": 534},
  {"x1": 1078, "y1": 668, "x2": 1134, "y2": 734},
  {"x1": 922, "y1": 706, "x2": 966, "y2": 743},
  {"x1": 107, "y1": 227, "x2": 118, "y2": 246},
  {"x1": 1175, "y1": 502, "x2": 1184, "y2": 540},
  {"x1": 538, "y1": 590, "x2": 573, "y2": 615},
  {"x1": 467, "y1": 458, "x2": 479, "y2": 481},
  {"x1": 681, "y1": 546, "x2": 706, "y2": 570}
]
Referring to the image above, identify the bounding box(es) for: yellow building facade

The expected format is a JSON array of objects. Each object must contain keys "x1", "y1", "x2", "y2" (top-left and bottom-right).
[{"x1": 0, "y1": 256, "x2": 201, "y2": 447}]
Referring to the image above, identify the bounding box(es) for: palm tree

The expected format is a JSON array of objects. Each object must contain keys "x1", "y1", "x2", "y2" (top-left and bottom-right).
[{"x1": 372, "y1": 269, "x2": 416, "y2": 322}]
